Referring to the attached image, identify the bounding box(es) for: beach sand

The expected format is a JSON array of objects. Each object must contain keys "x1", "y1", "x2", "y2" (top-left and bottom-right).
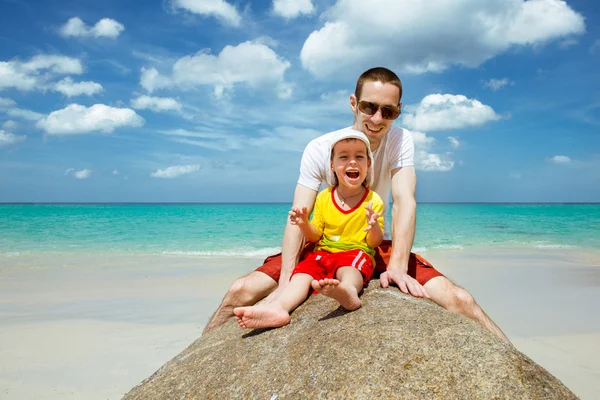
[{"x1": 0, "y1": 248, "x2": 599, "y2": 399}]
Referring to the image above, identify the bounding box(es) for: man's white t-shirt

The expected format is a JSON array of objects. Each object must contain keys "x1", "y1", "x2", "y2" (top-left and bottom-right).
[{"x1": 298, "y1": 126, "x2": 415, "y2": 239}]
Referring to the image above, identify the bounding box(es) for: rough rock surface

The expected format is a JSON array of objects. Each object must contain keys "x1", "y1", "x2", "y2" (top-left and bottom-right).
[{"x1": 123, "y1": 280, "x2": 577, "y2": 399}]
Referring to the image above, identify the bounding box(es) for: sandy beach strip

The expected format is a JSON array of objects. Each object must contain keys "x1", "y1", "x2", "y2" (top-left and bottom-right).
[{"x1": 0, "y1": 248, "x2": 599, "y2": 399}]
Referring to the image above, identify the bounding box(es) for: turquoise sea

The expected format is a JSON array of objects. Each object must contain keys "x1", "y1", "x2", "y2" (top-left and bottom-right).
[{"x1": 1, "y1": 203, "x2": 599, "y2": 257}]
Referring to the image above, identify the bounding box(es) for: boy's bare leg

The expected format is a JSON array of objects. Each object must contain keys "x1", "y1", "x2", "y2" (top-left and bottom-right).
[
  {"x1": 233, "y1": 273, "x2": 313, "y2": 329},
  {"x1": 423, "y1": 276, "x2": 511, "y2": 344},
  {"x1": 202, "y1": 271, "x2": 277, "y2": 334},
  {"x1": 311, "y1": 266, "x2": 363, "y2": 311}
]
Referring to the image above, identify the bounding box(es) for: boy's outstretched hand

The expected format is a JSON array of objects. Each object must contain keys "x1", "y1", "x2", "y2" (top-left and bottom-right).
[
  {"x1": 289, "y1": 206, "x2": 309, "y2": 226},
  {"x1": 364, "y1": 201, "x2": 381, "y2": 231}
]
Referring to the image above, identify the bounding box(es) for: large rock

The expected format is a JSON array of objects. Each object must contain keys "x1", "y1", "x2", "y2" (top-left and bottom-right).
[{"x1": 123, "y1": 280, "x2": 577, "y2": 399}]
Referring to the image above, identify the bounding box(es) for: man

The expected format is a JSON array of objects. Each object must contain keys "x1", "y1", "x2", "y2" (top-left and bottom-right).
[{"x1": 204, "y1": 67, "x2": 510, "y2": 343}]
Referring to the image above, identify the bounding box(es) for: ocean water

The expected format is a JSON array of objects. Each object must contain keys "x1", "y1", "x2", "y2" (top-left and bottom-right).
[{"x1": 1, "y1": 203, "x2": 599, "y2": 257}]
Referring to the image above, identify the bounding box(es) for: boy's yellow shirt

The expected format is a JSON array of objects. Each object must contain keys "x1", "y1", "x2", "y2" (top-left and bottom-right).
[{"x1": 311, "y1": 187, "x2": 384, "y2": 260}]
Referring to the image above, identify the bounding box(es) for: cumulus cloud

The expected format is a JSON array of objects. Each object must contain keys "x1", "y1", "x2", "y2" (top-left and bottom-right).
[
  {"x1": 547, "y1": 155, "x2": 571, "y2": 164},
  {"x1": 54, "y1": 77, "x2": 103, "y2": 97},
  {"x1": 171, "y1": 0, "x2": 241, "y2": 27},
  {"x1": 139, "y1": 41, "x2": 292, "y2": 98},
  {"x1": 151, "y1": 164, "x2": 201, "y2": 178},
  {"x1": 448, "y1": 136, "x2": 460, "y2": 148},
  {"x1": 0, "y1": 97, "x2": 16, "y2": 108},
  {"x1": 131, "y1": 95, "x2": 182, "y2": 113},
  {"x1": 37, "y1": 104, "x2": 144, "y2": 135},
  {"x1": 7, "y1": 108, "x2": 44, "y2": 121},
  {"x1": 2, "y1": 120, "x2": 17, "y2": 130},
  {"x1": 402, "y1": 94, "x2": 501, "y2": 132},
  {"x1": 591, "y1": 39, "x2": 600, "y2": 55},
  {"x1": 300, "y1": 0, "x2": 585, "y2": 77},
  {"x1": 483, "y1": 78, "x2": 514, "y2": 91},
  {"x1": 65, "y1": 168, "x2": 92, "y2": 179},
  {"x1": 60, "y1": 17, "x2": 125, "y2": 39},
  {"x1": 0, "y1": 55, "x2": 83, "y2": 91},
  {"x1": 411, "y1": 131, "x2": 454, "y2": 172},
  {"x1": 273, "y1": 0, "x2": 314, "y2": 19},
  {"x1": 0, "y1": 129, "x2": 26, "y2": 147}
]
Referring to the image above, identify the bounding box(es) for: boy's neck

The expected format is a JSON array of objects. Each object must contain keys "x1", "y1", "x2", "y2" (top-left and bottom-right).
[{"x1": 335, "y1": 185, "x2": 366, "y2": 208}]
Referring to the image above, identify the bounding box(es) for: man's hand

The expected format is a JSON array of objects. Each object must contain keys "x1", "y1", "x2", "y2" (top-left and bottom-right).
[
  {"x1": 380, "y1": 269, "x2": 430, "y2": 298},
  {"x1": 289, "y1": 206, "x2": 309, "y2": 226},
  {"x1": 363, "y1": 201, "x2": 381, "y2": 232}
]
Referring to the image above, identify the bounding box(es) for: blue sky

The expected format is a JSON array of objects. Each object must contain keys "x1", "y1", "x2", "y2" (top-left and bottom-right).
[{"x1": 0, "y1": 0, "x2": 598, "y2": 203}]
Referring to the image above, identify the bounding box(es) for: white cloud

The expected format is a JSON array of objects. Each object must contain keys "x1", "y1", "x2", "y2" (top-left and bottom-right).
[
  {"x1": 112, "y1": 169, "x2": 120, "y2": 175},
  {"x1": 140, "y1": 41, "x2": 292, "y2": 98},
  {"x1": 65, "y1": 168, "x2": 92, "y2": 179},
  {"x1": 273, "y1": 0, "x2": 314, "y2": 19},
  {"x1": 547, "y1": 155, "x2": 571, "y2": 164},
  {"x1": 559, "y1": 38, "x2": 578, "y2": 48},
  {"x1": 37, "y1": 104, "x2": 145, "y2": 135},
  {"x1": 172, "y1": 0, "x2": 242, "y2": 27},
  {"x1": 591, "y1": 40, "x2": 600, "y2": 55},
  {"x1": 7, "y1": 108, "x2": 44, "y2": 121},
  {"x1": 2, "y1": 120, "x2": 17, "y2": 130},
  {"x1": 402, "y1": 94, "x2": 501, "y2": 132},
  {"x1": 0, "y1": 129, "x2": 26, "y2": 147},
  {"x1": 0, "y1": 97, "x2": 16, "y2": 108},
  {"x1": 131, "y1": 95, "x2": 182, "y2": 113},
  {"x1": 410, "y1": 131, "x2": 455, "y2": 172},
  {"x1": 300, "y1": 0, "x2": 585, "y2": 77},
  {"x1": 151, "y1": 164, "x2": 201, "y2": 178},
  {"x1": 0, "y1": 55, "x2": 83, "y2": 91},
  {"x1": 54, "y1": 77, "x2": 103, "y2": 97},
  {"x1": 483, "y1": 78, "x2": 514, "y2": 91},
  {"x1": 60, "y1": 17, "x2": 125, "y2": 39},
  {"x1": 448, "y1": 136, "x2": 460, "y2": 148}
]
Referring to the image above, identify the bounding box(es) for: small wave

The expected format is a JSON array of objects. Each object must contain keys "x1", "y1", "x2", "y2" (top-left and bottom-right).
[
  {"x1": 411, "y1": 247, "x2": 428, "y2": 253},
  {"x1": 533, "y1": 243, "x2": 577, "y2": 249},
  {"x1": 159, "y1": 247, "x2": 282, "y2": 258},
  {"x1": 432, "y1": 244, "x2": 464, "y2": 250}
]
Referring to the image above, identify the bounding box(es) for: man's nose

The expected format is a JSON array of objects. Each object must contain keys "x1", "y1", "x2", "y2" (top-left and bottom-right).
[{"x1": 370, "y1": 108, "x2": 383, "y2": 123}]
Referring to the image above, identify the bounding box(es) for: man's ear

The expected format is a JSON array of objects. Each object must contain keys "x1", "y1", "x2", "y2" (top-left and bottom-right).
[{"x1": 350, "y1": 94, "x2": 358, "y2": 113}]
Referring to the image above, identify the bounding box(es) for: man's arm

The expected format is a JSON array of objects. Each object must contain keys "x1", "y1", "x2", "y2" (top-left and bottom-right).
[
  {"x1": 379, "y1": 166, "x2": 430, "y2": 298},
  {"x1": 267, "y1": 184, "x2": 318, "y2": 300}
]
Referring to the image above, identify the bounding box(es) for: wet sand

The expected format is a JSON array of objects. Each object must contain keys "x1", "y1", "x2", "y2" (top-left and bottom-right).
[{"x1": 0, "y1": 248, "x2": 599, "y2": 399}]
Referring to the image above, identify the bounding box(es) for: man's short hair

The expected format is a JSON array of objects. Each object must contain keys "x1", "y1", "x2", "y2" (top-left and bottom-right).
[{"x1": 354, "y1": 67, "x2": 402, "y2": 103}]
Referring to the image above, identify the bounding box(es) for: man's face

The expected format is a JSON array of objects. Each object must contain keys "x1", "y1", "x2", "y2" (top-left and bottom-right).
[{"x1": 350, "y1": 81, "x2": 401, "y2": 149}]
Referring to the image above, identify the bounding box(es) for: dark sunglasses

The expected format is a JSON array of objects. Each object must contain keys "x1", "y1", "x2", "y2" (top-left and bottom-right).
[{"x1": 357, "y1": 101, "x2": 401, "y2": 120}]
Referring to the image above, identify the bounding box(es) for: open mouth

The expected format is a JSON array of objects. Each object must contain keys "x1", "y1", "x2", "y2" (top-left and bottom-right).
[{"x1": 346, "y1": 171, "x2": 360, "y2": 179}]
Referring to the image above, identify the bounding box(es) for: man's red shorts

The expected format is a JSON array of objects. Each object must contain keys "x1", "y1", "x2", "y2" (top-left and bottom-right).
[
  {"x1": 292, "y1": 249, "x2": 374, "y2": 285},
  {"x1": 256, "y1": 240, "x2": 443, "y2": 285}
]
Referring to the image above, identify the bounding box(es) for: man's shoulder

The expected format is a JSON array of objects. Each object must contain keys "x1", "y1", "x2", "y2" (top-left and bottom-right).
[{"x1": 386, "y1": 125, "x2": 412, "y2": 141}]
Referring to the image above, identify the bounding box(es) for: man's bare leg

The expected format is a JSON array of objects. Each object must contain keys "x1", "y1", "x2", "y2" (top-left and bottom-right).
[
  {"x1": 202, "y1": 271, "x2": 277, "y2": 334},
  {"x1": 423, "y1": 276, "x2": 511, "y2": 344},
  {"x1": 233, "y1": 274, "x2": 313, "y2": 329}
]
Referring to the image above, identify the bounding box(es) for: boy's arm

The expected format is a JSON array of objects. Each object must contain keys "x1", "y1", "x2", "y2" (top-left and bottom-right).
[
  {"x1": 365, "y1": 200, "x2": 384, "y2": 248},
  {"x1": 379, "y1": 166, "x2": 430, "y2": 298}
]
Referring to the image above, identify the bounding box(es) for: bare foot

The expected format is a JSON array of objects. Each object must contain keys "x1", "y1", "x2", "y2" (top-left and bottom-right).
[
  {"x1": 311, "y1": 278, "x2": 361, "y2": 310},
  {"x1": 233, "y1": 305, "x2": 291, "y2": 329}
]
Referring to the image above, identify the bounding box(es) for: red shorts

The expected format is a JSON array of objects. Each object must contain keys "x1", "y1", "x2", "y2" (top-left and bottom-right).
[
  {"x1": 292, "y1": 249, "x2": 374, "y2": 285},
  {"x1": 256, "y1": 240, "x2": 443, "y2": 285}
]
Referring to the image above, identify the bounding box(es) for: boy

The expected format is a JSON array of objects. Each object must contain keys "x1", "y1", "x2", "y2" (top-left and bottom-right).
[{"x1": 234, "y1": 130, "x2": 384, "y2": 329}]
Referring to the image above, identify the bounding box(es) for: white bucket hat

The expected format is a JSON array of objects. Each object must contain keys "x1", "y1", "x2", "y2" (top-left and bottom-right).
[{"x1": 327, "y1": 129, "x2": 374, "y2": 188}]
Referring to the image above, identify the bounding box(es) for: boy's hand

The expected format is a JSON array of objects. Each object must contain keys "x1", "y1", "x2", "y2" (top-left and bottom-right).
[
  {"x1": 364, "y1": 201, "x2": 381, "y2": 231},
  {"x1": 289, "y1": 206, "x2": 309, "y2": 226}
]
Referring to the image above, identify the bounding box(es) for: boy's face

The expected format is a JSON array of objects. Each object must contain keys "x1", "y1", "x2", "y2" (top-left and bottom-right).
[
  {"x1": 330, "y1": 139, "x2": 370, "y2": 190},
  {"x1": 350, "y1": 80, "x2": 401, "y2": 150}
]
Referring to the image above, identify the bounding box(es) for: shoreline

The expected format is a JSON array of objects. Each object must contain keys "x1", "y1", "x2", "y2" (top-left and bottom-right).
[{"x1": 0, "y1": 247, "x2": 599, "y2": 399}]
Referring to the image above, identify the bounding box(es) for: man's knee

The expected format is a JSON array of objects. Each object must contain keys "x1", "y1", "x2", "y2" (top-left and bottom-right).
[
  {"x1": 448, "y1": 287, "x2": 477, "y2": 314},
  {"x1": 226, "y1": 272, "x2": 276, "y2": 307}
]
